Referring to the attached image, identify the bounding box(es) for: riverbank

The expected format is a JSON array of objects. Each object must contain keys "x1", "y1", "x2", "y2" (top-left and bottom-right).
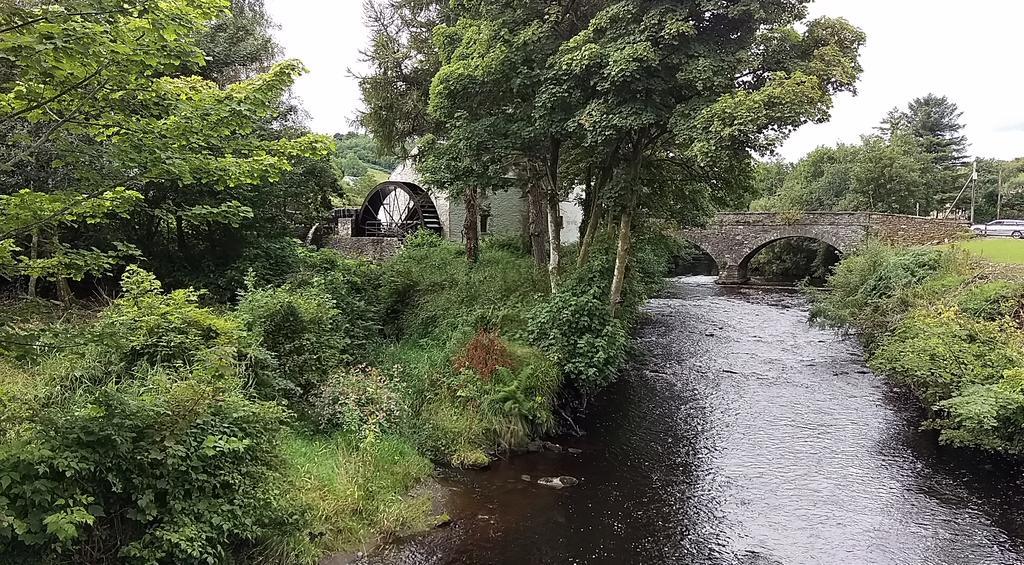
[
  {"x1": 357, "y1": 278, "x2": 1024, "y2": 564},
  {"x1": 810, "y1": 242, "x2": 1024, "y2": 455},
  {"x1": 0, "y1": 231, "x2": 676, "y2": 563}
]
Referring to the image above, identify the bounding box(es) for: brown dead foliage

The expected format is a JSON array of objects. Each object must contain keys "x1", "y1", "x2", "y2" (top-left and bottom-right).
[{"x1": 453, "y1": 330, "x2": 515, "y2": 381}]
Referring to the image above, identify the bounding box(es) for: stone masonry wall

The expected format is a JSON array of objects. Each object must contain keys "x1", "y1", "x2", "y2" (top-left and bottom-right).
[
  {"x1": 678, "y1": 212, "x2": 969, "y2": 285},
  {"x1": 323, "y1": 235, "x2": 402, "y2": 262},
  {"x1": 864, "y1": 214, "x2": 968, "y2": 246}
]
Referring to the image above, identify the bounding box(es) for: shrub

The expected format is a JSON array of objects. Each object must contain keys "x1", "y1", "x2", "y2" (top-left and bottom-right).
[
  {"x1": 482, "y1": 234, "x2": 526, "y2": 255},
  {"x1": 480, "y1": 348, "x2": 560, "y2": 449},
  {"x1": 956, "y1": 280, "x2": 1024, "y2": 321},
  {"x1": 290, "y1": 252, "x2": 393, "y2": 346},
  {"x1": 0, "y1": 375, "x2": 297, "y2": 563},
  {"x1": 936, "y1": 369, "x2": 1024, "y2": 454},
  {"x1": 310, "y1": 366, "x2": 409, "y2": 440},
  {"x1": 51, "y1": 267, "x2": 250, "y2": 388},
  {"x1": 402, "y1": 230, "x2": 445, "y2": 250},
  {"x1": 225, "y1": 237, "x2": 310, "y2": 295},
  {"x1": 527, "y1": 287, "x2": 627, "y2": 396},
  {"x1": 810, "y1": 243, "x2": 964, "y2": 345},
  {"x1": 870, "y1": 308, "x2": 1024, "y2": 407},
  {"x1": 383, "y1": 242, "x2": 547, "y2": 341},
  {"x1": 235, "y1": 285, "x2": 345, "y2": 403}
]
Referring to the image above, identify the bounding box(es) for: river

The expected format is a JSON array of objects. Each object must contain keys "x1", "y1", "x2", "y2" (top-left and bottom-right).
[{"x1": 364, "y1": 276, "x2": 1024, "y2": 565}]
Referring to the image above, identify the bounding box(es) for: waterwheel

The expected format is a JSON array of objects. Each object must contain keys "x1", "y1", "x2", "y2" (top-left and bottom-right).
[{"x1": 353, "y1": 181, "x2": 444, "y2": 238}]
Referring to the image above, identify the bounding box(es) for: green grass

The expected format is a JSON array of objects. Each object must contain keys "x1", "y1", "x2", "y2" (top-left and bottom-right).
[
  {"x1": 274, "y1": 433, "x2": 435, "y2": 561},
  {"x1": 942, "y1": 238, "x2": 1024, "y2": 265},
  {"x1": 366, "y1": 168, "x2": 391, "y2": 183}
]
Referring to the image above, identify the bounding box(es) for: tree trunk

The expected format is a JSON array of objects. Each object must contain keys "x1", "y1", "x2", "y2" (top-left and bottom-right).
[
  {"x1": 545, "y1": 139, "x2": 563, "y2": 292},
  {"x1": 27, "y1": 228, "x2": 39, "y2": 298},
  {"x1": 610, "y1": 148, "x2": 641, "y2": 317},
  {"x1": 577, "y1": 200, "x2": 602, "y2": 269},
  {"x1": 609, "y1": 194, "x2": 635, "y2": 318},
  {"x1": 175, "y1": 215, "x2": 188, "y2": 259},
  {"x1": 463, "y1": 186, "x2": 480, "y2": 264},
  {"x1": 577, "y1": 165, "x2": 612, "y2": 269},
  {"x1": 526, "y1": 181, "x2": 549, "y2": 266},
  {"x1": 546, "y1": 189, "x2": 562, "y2": 291},
  {"x1": 579, "y1": 167, "x2": 594, "y2": 240},
  {"x1": 57, "y1": 276, "x2": 72, "y2": 306}
]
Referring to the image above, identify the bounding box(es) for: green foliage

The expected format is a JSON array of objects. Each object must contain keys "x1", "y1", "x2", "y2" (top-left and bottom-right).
[
  {"x1": 310, "y1": 366, "x2": 410, "y2": 440},
  {"x1": 0, "y1": 1, "x2": 334, "y2": 300},
  {"x1": 936, "y1": 369, "x2": 1024, "y2": 454},
  {"x1": 814, "y1": 243, "x2": 1024, "y2": 455},
  {"x1": 0, "y1": 374, "x2": 297, "y2": 563},
  {"x1": 810, "y1": 243, "x2": 962, "y2": 345},
  {"x1": 751, "y1": 133, "x2": 944, "y2": 215},
  {"x1": 880, "y1": 93, "x2": 969, "y2": 171},
  {"x1": 956, "y1": 281, "x2": 1024, "y2": 321},
  {"x1": 526, "y1": 228, "x2": 676, "y2": 395},
  {"x1": 333, "y1": 132, "x2": 399, "y2": 174},
  {"x1": 277, "y1": 433, "x2": 432, "y2": 557},
  {"x1": 195, "y1": 0, "x2": 282, "y2": 86},
  {"x1": 402, "y1": 229, "x2": 446, "y2": 250},
  {"x1": 235, "y1": 285, "x2": 347, "y2": 403},
  {"x1": 34, "y1": 266, "x2": 252, "y2": 389},
  {"x1": 384, "y1": 241, "x2": 548, "y2": 340},
  {"x1": 974, "y1": 157, "x2": 1024, "y2": 222},
  {"x1": 232, "y1": 247, "x2": 392, "y2": 406},
  {"x1": 871, "y1": 308, "x2": 1024, "y2": 406},
  {"x1": 528, "y1": 288, "x2": 627, "y2": 396},
  {"x1": 871, "y1": 308, "x2": 1024, "y2": 454}
]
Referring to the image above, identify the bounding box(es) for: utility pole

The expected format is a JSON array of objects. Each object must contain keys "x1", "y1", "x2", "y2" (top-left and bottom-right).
[
  {"x1": 997, "y1": 166, "x2": 1004, "y2": 220},
  {"x1": 970, "y1": 160, "x2": 978, "y2": 224}
]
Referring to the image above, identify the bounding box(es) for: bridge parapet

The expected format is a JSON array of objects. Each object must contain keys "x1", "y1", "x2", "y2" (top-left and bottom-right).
[{"x1": 678, "y1": 212, "x2": 967, "y2": 285}]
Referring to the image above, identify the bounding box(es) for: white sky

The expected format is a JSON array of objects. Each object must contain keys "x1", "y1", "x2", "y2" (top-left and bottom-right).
[{"x1": 265, "y1": 0, "x2": 1024, "y2": 162}]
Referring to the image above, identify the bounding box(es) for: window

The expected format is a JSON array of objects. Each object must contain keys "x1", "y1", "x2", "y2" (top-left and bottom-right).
[{"x1": 480, "y1": 212, "x2": 491, "y2": 234}]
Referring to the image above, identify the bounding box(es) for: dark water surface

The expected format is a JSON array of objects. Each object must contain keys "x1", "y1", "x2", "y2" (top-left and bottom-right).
[{"x1": 366, "y1": 277, "x2": 1024, "y2": 565}]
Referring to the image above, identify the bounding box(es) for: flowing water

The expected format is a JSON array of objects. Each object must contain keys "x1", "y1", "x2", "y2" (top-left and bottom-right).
[{"x1": 364, "y1": 277, "x2": 1024, "y2": 565}]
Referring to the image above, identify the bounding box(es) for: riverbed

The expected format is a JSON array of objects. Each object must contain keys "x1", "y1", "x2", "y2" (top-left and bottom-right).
[{"x1": 364, "y1": 276, "x2": 1024, "y2": 565}]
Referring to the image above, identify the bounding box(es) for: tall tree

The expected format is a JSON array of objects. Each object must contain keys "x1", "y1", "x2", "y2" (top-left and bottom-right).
[
  {"x1": 551, "y1": 2, "x2": 865, "y2": 314},
  {"x1": 195, "y1": 0, "x2": 282, "y2": 86},
  {"x1": 880, "y1": 94, "x2": 969, "y2": 171},
  {"x1": 420, "y1": 0, "x2": 602, "y2": 279},
  {"x1": 358, "y1": 0, "x2": 451, "y2": 157},
  {"x1": 846, "y1": 134, "x2": 940, "y2": 214}
]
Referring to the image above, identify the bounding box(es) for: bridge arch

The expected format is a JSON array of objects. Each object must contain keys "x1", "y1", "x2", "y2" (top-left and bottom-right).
[
  {"x1": 734, "y1": 234, "x2": 845, "y2": 284},
  {"x1": 673, "y1": 238, "x2": 721, "y2": 276}
]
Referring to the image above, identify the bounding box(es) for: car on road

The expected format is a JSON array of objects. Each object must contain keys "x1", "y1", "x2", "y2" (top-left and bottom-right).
[{"x1": 970, "y1": 220, "x2": 1024, "y2": 239}]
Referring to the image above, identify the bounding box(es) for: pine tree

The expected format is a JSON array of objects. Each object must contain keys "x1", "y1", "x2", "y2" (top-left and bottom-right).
[{"x1": 880, "y1": 94, "x2": 969, "y2": 170}]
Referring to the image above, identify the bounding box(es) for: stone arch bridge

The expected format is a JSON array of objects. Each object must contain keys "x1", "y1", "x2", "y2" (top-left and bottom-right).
[{"x1": 678, "y1": 212, "x2": 967, "y2": 285}]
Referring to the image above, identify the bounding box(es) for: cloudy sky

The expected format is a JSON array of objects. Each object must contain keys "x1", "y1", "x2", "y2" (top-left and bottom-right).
[{"x1": 265, "y1": 0, "x2": 1024, "y2": 162}]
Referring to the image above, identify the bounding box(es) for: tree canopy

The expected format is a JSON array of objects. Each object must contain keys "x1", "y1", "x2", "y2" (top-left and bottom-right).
[
  {"x1": 360, "y1": 0, "x2": 865, "y2": 308},
  {"x1": 0, "y1": 0, "x2": 334, "y2": 300}
]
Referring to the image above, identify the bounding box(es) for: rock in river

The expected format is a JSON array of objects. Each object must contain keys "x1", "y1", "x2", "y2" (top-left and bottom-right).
[{"x1": 537, "y1": 476, "x2": 579, "y2": 489}]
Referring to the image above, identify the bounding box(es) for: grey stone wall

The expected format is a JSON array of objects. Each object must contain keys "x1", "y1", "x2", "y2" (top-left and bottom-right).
[
  {"x1": 865, "y1": 213, "x2": 968, "y2": 246},
  {"x1": 323, "y1": 235, "x2": 402, "y2": 262}
]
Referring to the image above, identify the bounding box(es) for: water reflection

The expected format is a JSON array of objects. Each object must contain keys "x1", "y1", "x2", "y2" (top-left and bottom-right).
[{"x1": 364, "y1": 277, "x2": 1024, "y2": 565}]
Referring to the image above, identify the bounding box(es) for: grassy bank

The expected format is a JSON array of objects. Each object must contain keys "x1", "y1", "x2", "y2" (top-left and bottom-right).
[
  {"x1": 0, "y1": 230, "x2": 675, "y2": 563},
  {"x1": 942, "y1": 237, "x2": 1024, "y2": 265},
  {"x1": 811, "y1": 243, "x2": 1024, "y2": 455}
]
